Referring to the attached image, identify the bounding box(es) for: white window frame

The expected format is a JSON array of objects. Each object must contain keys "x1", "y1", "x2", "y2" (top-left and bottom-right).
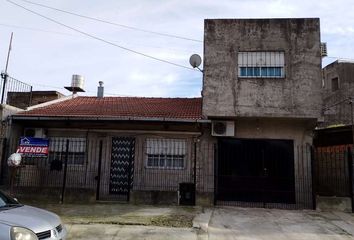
[
  {"x1": 145, "y1": 138, "x2": 186, "y2": 170},
  {"x1": 48, "y1": 137, "x2": 87, "y2": 165},
  {"x1": 238, "y1": 51, "x2": 285, "y2": 78}
]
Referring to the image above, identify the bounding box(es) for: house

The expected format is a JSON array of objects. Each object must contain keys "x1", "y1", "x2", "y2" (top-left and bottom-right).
[
  {"x1": 0, "y1": 104, "x2": 22, "y2": 182},
  {"x1": 314, "y1": 60, "x2": 354, "y2": 151},
  {"x1": 321, "y1": 60, "x2": 354, "y2": 128},
  {"x1": 202, "y1": 18, "x2": 322, "y2": 208},
  {"x1": 7, "y1": 91, "x2": 65, "y2": 110},
  {"x1": 2, "y1": 18, "x2": 324, "y2": 209},
  {"x1": 0, "y1": 91, "x2": 65, "y2": 184},
  {"x1": 312, "y1": 61, "x2": 354, "y2": 209},
  {"x1": 6, "y1": 91, "x2": 214, "y2": 205}
]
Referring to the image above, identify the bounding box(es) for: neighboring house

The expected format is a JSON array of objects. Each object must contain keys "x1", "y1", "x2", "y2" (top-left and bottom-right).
[
  {"x1": 7, "y1": 93, "x2": 213, "y2": 205},
  {"x1": 314, "y1": 60, "x2": 354, "y2": 148},
  {"x1": 320, "y1": 60, "x2": 354, "y2": 128},
  {"x1": 0, "y1": 104, "x2": 22, "y2": 182},
  {"x1": 202, "y1": 18, "x2": 322, "y2": 208},
  {"x1": 0, "y1": 91, "x2": 64, "y2": 138},
  {"x1": 0, "y1": 91, "x2": 65, "y2": 167},
  {"x1": 313, "y1": 61, "x2": 354, "y2": 205},
  {"x1": 0, "y1": 91, "x2": 65, "y2": 185},
  {"x1": 6, "y1": 91, "x2": 65, "y2": 110},
  {"x1": 315, "y1": 60, "x2": 354, "y2": 147},
  {"x1": 0, "y1": 104, "x2": 23, "y2": 137}
]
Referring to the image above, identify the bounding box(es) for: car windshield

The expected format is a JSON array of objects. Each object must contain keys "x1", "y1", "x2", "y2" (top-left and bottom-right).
[{"x1": 0, "y1": 191, "x2": 21, "y2": 208}]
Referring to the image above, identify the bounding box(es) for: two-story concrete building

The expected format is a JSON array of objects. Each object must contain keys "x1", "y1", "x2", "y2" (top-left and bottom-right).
[
  {"x1": 2, "y1": 18, "x2": 323, "y2": 209},
  {"x1": 202, "y1": 18, "x2": 322, "y2": 208}
]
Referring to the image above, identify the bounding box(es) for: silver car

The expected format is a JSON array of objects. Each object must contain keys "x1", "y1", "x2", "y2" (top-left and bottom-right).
[{"x1": 0, "y1": 191, "x2": 67, "y2": 240}]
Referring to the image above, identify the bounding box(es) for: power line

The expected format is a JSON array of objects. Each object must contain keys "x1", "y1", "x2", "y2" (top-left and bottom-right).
[
  {"x1": 0, "y1": 23, "x2": 76, "y2": 36},
  {"x1": 19, "y1": 0, "x2": 203, "y2": 43},
  {"x1": 323, "y1": 98, "x2": 351, "y2": 110},
  {"x1": 0, "y1": 23, "x2": 198, "y2": 53},
  {"x1": 6, "y1": 0, "x2": 197, "y2": 71}
]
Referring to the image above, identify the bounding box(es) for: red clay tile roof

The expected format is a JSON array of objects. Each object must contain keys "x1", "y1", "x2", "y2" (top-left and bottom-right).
[{"x1": 16, "y1": 96, "x2": 203, "y2": 120}]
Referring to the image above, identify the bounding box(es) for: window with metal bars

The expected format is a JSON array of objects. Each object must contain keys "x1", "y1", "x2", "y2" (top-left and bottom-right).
[
  {"x1": 145, "y1": 138, "x2": 186, "y2": 169},
  {"x1": 48, "y1": 137, "x2": 86, "y2": 165},
  {"x1": 22, "y1": 137, "x2": 86, "y2": 165},
  {"x1": 238, "y1": 51, "x2": 285, "y2": 78}
]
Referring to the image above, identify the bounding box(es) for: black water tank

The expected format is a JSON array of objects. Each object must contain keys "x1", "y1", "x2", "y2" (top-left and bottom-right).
[{"x1": 179, "y1": 182, "x2": 195, "y2": 205}]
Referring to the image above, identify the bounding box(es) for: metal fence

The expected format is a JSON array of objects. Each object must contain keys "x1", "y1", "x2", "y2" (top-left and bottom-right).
[
  {"x1": 314, "y1": 145, "x2": 352, "y2": 197},
  {"x1": 0, "y1": 136, "x2": 321, "y2": 209},
  {"x1": 3, "y1": 137, "x2": 215, "y2": 204},
  {"x1": 0, "y1": 74, "x2": 33, "y2": 107}
]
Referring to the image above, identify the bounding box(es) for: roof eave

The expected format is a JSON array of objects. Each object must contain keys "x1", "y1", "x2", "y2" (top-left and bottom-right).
[{"x1": 10, "y1": 115, "x2": 210, "y2": 123}]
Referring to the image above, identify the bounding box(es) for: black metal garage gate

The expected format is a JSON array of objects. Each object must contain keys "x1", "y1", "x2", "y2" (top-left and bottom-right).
[{"x1": 216, "y1": 138, "x2": 314, "y2": 209}]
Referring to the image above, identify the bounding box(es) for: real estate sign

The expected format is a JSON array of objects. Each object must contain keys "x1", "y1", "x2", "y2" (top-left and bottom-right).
[{"x1": 17, "y1": 137, "x2": 49, "y2": 156}]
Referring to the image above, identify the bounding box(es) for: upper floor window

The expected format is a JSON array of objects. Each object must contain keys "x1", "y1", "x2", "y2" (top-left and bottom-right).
[
  {"x1": 145, "y1": 138, "x2": 186, "y2": 169},
  {"x1": 331, "y1": 77, "x2": 339, "y2": 91},
  {"x1": 238, "y1": 51, "x2": 285, "y2": 78}
]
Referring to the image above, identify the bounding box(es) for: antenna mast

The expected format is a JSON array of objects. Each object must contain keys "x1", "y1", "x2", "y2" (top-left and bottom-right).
[{"x1": 1, "y1": 32, "x2": 14, "y2": 104}]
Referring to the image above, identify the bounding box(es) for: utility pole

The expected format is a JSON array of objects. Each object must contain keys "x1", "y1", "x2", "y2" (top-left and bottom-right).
[{"x1": 1, "y1": 32, "x2": 13, "y2": 104}]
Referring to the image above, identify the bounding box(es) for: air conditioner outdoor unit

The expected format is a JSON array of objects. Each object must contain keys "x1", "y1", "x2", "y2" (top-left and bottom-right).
[
  {"x1": 211, "y1": 121, "x2": 235, "y2": 137},
  {"x1": 24, "y1": 128, "x2": 46, "y2": 138}
]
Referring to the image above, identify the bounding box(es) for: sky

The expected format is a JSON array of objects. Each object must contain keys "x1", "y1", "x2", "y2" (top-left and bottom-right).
[{"x1": 0, "y1": 0, "x2": 353, "y2": 98}]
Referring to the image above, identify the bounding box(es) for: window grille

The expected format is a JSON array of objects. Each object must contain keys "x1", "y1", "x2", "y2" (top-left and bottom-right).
[
  {"x1": 21, "y1": 137, "x2": 86, "y2": 165},
  {"x1": 238, "y1": 51, "x2": 285, "y2": 78},
  {"x1": 48, "y1": 137, "x2": 86, "y2": 165},
  {"x1": 145, "y1": 138, "x2": 186, "y2": 169}
]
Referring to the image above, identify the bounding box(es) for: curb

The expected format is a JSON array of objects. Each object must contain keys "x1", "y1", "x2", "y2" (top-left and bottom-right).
[{"x1": 192, "y1": 208, "x2": 213, "y2": 233}]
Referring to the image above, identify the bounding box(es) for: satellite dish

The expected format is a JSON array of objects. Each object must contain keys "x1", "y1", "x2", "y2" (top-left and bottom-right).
[{"x1": 189, "y1": 54, "x2": 202, "y2": 68}]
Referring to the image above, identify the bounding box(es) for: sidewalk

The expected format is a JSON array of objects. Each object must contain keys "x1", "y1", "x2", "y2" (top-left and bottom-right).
[
  {"x1": 208, "y1": 207, "x2": 354, "y2": 240},
  {"x1": 27, "y1": 202, "x2": 203, "y2": 228},
  {"x1": 26, "y1": 202, "x2": 354, "y2": 240},
  {"x1": 66, "y1": 224, "x2": 198, "y2": 240}
]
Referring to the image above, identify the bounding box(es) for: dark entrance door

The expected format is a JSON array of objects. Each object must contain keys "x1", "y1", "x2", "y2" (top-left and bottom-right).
[
  {"x1": 217, "y1": 138, "x2": 295, "y2": 204},
  {"x1": 109, "y1": 137, "x2": 135, "y2": 201}
]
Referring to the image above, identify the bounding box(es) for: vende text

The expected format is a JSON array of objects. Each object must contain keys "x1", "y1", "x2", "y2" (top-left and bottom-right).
[{"x1": 17, "y1": 146, "x2": 48, "y2": 154}]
